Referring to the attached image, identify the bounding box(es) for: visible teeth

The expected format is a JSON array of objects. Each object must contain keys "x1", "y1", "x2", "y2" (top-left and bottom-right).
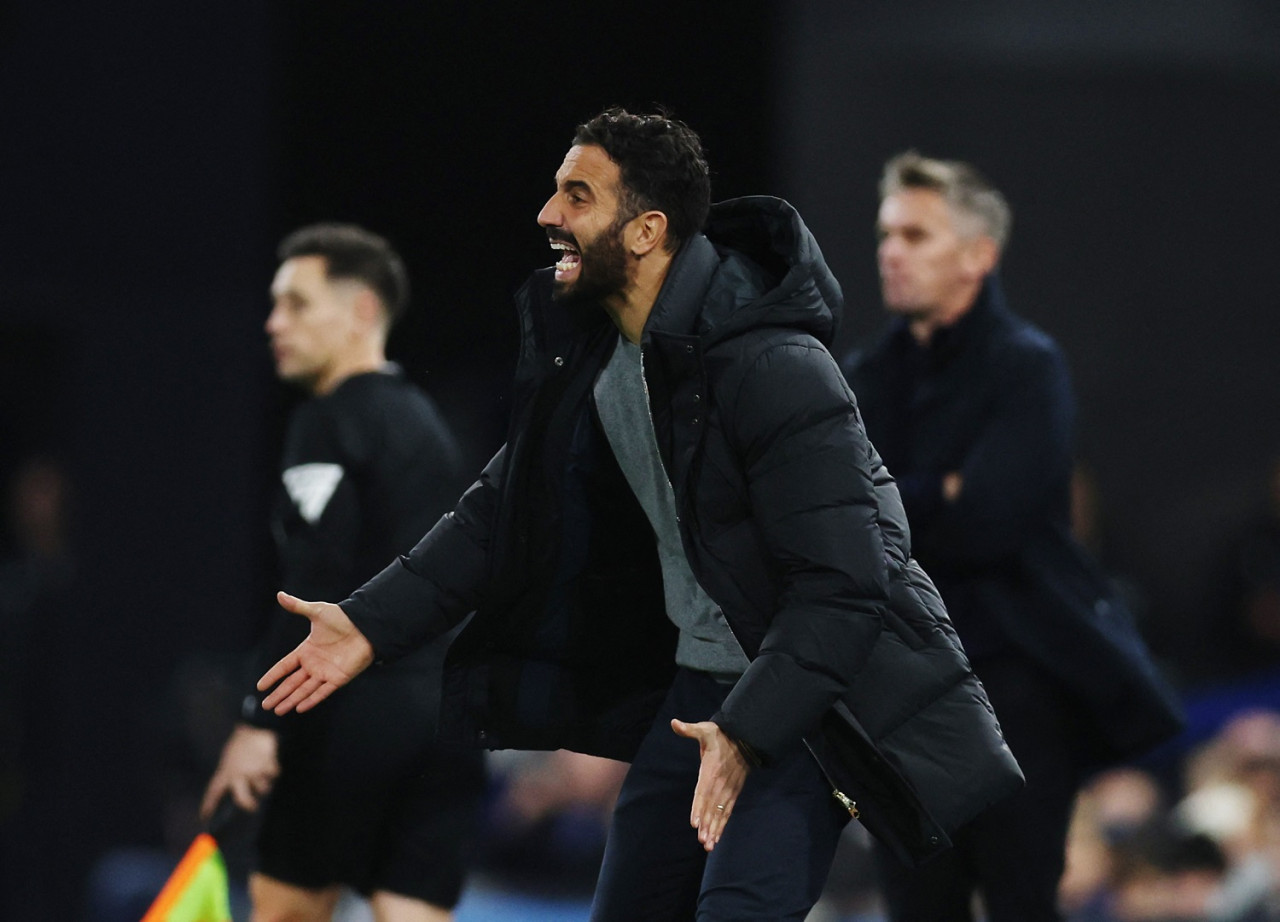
[{"x1": 553, "y1": 240, "x2": 580, "y2": 273}]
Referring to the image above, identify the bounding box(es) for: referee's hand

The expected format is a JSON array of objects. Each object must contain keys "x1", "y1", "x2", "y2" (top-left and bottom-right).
[
  {"x1": 200, "y1": 724, "x2": 279, "y2": 820},
  {"x1": 258, "y1": 591, "x2": 374, "y2": 714}
]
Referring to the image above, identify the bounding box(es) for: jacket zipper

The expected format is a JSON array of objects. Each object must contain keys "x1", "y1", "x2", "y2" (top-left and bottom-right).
[{"x1": 804, "y1": 741, "x2": 861, "y2": 819}]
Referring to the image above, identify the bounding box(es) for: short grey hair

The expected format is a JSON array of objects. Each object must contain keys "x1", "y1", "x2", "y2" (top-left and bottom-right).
[{"x1": 880, "y1": 151, "x2": 1011, "y2": 252}]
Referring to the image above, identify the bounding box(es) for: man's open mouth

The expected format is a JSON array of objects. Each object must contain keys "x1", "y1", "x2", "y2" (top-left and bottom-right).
[{"x1": 551, "y1": 240, "x2": 581, "y2": 275}]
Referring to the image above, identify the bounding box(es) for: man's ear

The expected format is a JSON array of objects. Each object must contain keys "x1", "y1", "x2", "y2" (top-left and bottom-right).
[
  {"x1": 963, "y1": 234, "x2": 1000, "y2": 279},
  {"x1": 352, "y1": 287, "x2": 387, "y2": 334},
  {"x1": 628, "y1": 210, "x2": 669, "y2": 257}
]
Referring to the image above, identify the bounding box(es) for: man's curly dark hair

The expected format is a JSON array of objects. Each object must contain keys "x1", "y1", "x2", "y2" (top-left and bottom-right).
[{"x1": 573, "y1": 107, "x2": 711, "y2": 253}]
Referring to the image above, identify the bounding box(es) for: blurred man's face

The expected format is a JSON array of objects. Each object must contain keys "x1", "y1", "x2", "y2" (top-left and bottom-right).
[
  {"x1": 536, "y1": 143, "x2": 632, "y2": 307},
  {"x1": 877, "y1": 188, "x2": 986, "y2": 324},
  {"x1": 265, "y1": 256, "x2": 362, "y2": 392}
]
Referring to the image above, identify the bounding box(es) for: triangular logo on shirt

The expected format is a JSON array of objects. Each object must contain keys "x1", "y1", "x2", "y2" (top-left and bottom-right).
[{"x1": 282, "y1": 463, "x2": 344, "y2": 525}]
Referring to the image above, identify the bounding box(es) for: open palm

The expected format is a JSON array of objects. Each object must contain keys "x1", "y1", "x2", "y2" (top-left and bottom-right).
[{"x1": 257, "y1": 591, "x2": 375, "y2": 714}]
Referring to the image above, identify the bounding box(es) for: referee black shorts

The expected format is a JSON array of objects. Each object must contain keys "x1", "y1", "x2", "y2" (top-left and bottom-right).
[{"x1": 255, "y1": 671, "x2": 487, "y2": 907}]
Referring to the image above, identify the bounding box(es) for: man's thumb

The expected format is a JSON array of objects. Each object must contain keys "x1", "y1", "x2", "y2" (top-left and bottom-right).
[
  {"x1": 277, "y1": 591, "x2": 317, "y2": 618},
  {"x1": 671, "y1": 718, "x2": 696, "y2": 739}
]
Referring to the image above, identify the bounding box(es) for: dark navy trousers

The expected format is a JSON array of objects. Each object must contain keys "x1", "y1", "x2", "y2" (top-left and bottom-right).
[{"x1": 590, "y1": 668, "x2": 850, "y2": 922}]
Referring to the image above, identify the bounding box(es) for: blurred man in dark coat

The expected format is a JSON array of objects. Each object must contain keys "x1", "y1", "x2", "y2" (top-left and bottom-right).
[{"x1": 844, "y1": 152, "x2": 1182, "y2": 921}]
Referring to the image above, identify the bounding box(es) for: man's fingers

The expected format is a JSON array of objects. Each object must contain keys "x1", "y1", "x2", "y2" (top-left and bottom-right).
[
  {"x1": 701, "y1": 800, "x2": 733, "y2": 850},
  {"x1": 267, "y1": 676, "x2": 316, "y2": 715},
  {"x1": 693, "y1": 790, "x2": 735, "y2": 851},
  {"x1": 273, "y1": 674, "x2": 332, "y2": 715},
  {"x1": 257, "y1": 651, "x2": 301, "y2": 694},
  {"x1": 295, "y1": 679, "x2": 337, "y2": 714},
  {"x1": 199, "y1": 781, "x2": 225, "y2": 822},
  {"x1": 229, "y1": 777, "x2": 261, "y2": 813},
  {"x1": 260, "y1": 662, "x2": 307, "y2": 708}
]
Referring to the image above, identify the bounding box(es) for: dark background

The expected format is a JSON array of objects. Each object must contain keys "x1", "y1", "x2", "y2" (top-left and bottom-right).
[{"x1": 0, "y1": 0, "x2": 1277, "y2": 915}]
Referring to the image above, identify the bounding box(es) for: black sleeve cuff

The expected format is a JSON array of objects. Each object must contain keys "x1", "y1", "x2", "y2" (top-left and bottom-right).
[
  {"x1": 341, "y1": 556, "x2": 440, "y2": 662},
  {"x1": 730, "y1": 731, "x2": 765, "y2": 768}
]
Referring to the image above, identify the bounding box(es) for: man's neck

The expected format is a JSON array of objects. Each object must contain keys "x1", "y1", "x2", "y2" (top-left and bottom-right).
[
  {"x1": 311, "y1": 350, "x2": 387, "y2": 396},
  {"x1": 906, "y1": 283, "x2": 983, "y2": 347},
  {"x1": 605, "y1": 250, "x2": 675, "y2": 344}
]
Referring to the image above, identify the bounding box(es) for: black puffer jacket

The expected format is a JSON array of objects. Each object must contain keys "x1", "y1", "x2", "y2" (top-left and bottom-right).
[{"x1": 343, "y1": 197, "x2": 1023, "y2": 865}]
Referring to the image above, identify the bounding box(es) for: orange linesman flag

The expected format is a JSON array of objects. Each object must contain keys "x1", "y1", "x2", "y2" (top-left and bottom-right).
[{"x1": 140, "y1": 832, "x2": 232, "y2": 922}]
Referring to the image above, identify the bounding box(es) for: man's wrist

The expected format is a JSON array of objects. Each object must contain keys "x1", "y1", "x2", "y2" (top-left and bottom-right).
[{"x1": 717, "y1": 724, "x2": 762, "y2": 768}]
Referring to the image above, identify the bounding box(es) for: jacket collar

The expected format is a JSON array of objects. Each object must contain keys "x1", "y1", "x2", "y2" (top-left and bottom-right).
[
  {"x1": 640, "y1": 197, "x2": 843, "y2": 348},
  {"x1": 893, "y1": 272, "x2": 1009, "y2": 365},
  {"x1": 641, "y1": 233, "x2": 721, "y2": 343}
]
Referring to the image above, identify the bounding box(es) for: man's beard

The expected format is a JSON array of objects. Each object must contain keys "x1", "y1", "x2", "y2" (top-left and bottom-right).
[{"x1": 551, "y1": 219, "x2": 629, "y2": 308}]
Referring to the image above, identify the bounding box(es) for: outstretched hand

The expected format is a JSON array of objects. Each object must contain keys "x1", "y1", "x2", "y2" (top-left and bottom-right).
[
  {"x1": 671, "y1": 718, "x2": 750, "y2": 852},
  {"x1": 257, "y1": 591, "x2": 374, "y2": 715}
]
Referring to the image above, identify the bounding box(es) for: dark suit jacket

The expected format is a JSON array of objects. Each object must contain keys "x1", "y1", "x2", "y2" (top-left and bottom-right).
[{"x1": 845, "y1": 275, "x2": 1182, "y2": 766}]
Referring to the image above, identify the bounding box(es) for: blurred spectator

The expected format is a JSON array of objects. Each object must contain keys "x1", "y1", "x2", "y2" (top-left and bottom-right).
[
  {"x1": 1176, "y1": 782, "x2": 1276, "y2": 920},
  {"x1": 1182, "y1": 709, "x2": 1280, "y2": 900},
  {"x1": 1060, "y1": 712, "x2": 1280, "y2": 922},
  {"x1": 1184, "y1": 711, "x2": 1280, "y2": 800},
  {"x1": 0, "y1": 455, "x2": 89, "y2": 921},
  {"x1": 1061, "y1": 768, "x2": 1168, "y2": 918},
  {"x1": 1105, "y1": 821, "x2": 1233, "y2": 921},
  {"x1": 1200, "y1": 458, "x2": 1280, "y2": 683},
  {"x1": 475, "y1": 750, "x2": 627, "y2": 898}
]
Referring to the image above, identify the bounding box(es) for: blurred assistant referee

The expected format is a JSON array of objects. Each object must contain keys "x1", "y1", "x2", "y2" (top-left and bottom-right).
[{"x1": 200, "y1": 224, "x2": 486, "y2": 922}]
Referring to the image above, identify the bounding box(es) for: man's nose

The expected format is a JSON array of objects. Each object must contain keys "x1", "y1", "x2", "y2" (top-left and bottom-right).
[{"x1": 536, "y1": 194, "x2": 561, "y2": 228}]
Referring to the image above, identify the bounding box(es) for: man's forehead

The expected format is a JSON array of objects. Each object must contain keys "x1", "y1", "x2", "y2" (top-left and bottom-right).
[
  {"x1": 556, "y1": 144, "x2": 620, "y2": 190},
  {"x1": 880, "y1": 188, "x2": 951, "y2": 224},
  {"x1": 271, "y1": 255, "x2": 327, "y2": 293}
]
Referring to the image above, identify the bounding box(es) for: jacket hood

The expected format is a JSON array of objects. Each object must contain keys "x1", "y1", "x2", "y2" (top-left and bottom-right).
[{"x1": 644, "y1": 196, "x2": 844, "y2": 348}]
